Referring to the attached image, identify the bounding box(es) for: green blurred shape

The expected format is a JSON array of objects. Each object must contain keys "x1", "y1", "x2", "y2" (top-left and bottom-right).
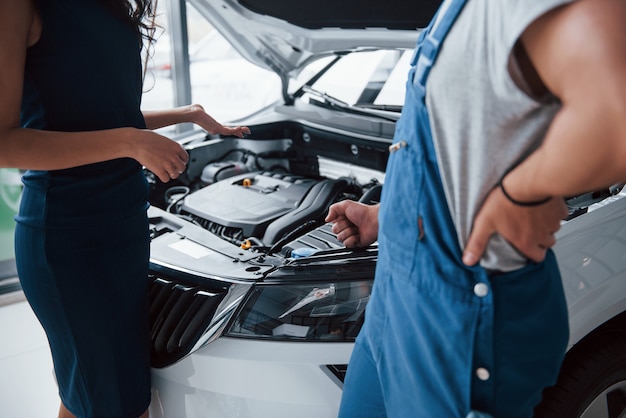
[{"x1": 0, "y1": 168, "x2": 23, "y2": 261}]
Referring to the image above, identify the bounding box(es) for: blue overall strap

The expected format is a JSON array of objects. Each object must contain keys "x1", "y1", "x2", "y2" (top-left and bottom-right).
[{"x1": 413, "y1": 0, "x2": 469, "y2": 96}]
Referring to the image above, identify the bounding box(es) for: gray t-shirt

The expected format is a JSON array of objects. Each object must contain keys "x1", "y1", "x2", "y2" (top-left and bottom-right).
[{"x1": 426, "y1": 0, "x2": 573, "y2": 271}]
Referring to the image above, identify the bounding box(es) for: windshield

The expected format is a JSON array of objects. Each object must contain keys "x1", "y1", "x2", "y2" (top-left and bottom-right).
[{"x1": 294, "y1": 49, "x2": 412, "y2": 111}]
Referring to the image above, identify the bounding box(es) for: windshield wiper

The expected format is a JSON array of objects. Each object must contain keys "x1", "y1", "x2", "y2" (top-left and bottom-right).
[
  {"x1": 355, "y1": 103, "x2": 403, "y2": 112},
  {"x1": 301, "y1": 86, "x2": 400, "y2": 122}
]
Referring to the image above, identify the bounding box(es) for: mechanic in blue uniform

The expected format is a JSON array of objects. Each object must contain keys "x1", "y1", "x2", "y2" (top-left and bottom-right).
[
  {"x1": 1, "y1": 1, "x2": 249, "y2": 417},
  {"x1": 326, "y1": 0, "x2": 626, "y2": 416}
]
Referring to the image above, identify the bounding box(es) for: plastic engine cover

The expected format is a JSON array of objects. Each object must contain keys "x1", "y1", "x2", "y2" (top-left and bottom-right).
[{"x1": 181, "y1": 172, "x2": 319, "y2": 240}]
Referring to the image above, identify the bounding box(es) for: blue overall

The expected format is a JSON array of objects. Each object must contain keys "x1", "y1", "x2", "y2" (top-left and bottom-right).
[{"x1": 337, "y1": 1, "x2": 569, "y2": 417}]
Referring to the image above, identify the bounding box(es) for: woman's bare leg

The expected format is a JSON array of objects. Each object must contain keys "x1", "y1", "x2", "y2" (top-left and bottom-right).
[{"x1": 58, "y1": 403, "x2": 76, "y2": 418}]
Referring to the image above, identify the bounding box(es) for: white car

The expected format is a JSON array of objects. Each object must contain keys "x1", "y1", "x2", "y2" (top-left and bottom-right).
[{"x1": 145, "y1": 1, "x2": 626, "y2": 417}]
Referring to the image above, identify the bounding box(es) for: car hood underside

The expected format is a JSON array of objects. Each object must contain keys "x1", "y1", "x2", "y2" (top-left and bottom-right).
[{"x1": 188, "y1": 0, "x2": 441, "y2": 78}]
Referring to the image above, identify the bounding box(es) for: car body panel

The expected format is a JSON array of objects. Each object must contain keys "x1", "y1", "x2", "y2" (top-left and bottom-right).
[
  {"x1": 150, "y1": 338, "x2": 350, "y2": 418},
  {"x1": 555, "y1": 192, "x2": 626, "y2": 346}
]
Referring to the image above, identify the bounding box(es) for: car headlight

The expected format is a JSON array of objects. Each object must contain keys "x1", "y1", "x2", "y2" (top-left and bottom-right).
[{"x1": 224, "y1": 280, "x2": 373, "y2": 342}]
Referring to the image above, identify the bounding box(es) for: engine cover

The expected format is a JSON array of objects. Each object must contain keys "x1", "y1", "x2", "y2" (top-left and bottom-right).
[
  {"x1": 181, "y1": 172, "x2": 318, "y2": 243},
  {"x1": 180, "y1": 171, "x2": 355, "y2": 245}
]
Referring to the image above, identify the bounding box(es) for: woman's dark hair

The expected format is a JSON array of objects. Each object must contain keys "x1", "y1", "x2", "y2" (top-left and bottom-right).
[{"x1": 100, "y1": 0, "x2": 159, "y2": 46}]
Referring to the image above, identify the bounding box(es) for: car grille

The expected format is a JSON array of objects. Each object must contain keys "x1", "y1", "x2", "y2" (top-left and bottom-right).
[{"x1": 149, "y1": 274, "x2": 227, "y2": 368}]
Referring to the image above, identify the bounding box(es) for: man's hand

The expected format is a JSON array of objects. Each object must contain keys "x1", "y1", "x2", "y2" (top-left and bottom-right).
[
  {"x1": 462, "y1": 186, "x2": 568, "y2": 266},
  {"x1": 325, "y1": 201, "x2": 379, "y2": 248}
]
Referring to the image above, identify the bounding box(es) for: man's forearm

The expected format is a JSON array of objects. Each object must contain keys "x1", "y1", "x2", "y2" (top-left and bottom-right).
[
  {"x1": 502, "y1": 101, "x2": 626, "y2": 203},
  {"x1": 505, "y1": 0, "x2": 626, "y2": 203}
]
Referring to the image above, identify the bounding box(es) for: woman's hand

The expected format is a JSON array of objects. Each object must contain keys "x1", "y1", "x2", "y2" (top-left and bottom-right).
[
  {"x1": 130, "y1": 129, "x2": 189, "y2": 183},
  {"x1": 188, "y1": 104, "x2": 251, "y2": 138},
  {"x1": 142, "y1": 104, "x2": 251, "y2": 138},
  {"x1": 137, "y1": 104, "x2": 254, "y2": 183}
]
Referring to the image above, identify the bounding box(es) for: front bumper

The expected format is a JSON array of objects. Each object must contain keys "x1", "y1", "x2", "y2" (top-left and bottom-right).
[{"x1": 149, "y1": 337, "x2": 351, "y2": 418}]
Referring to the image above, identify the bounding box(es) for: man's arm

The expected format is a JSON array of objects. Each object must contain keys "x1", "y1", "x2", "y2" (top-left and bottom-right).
[
  {"x1": 325, "y1": 201, "x2": 379, "y2": 248},
  {"x1": 463, "y1": 0, "x2": 626, "y2": 265},
  {"x1": 505, "y1": 0, "x2": 626, "y2": 201}
]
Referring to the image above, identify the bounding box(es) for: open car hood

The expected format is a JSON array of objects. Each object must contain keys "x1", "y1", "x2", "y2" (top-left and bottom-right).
[{"x1": 188, "y1": 0, "x2": 441, "y2": 79}]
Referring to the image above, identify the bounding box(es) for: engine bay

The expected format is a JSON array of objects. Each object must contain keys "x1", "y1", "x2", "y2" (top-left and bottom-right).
[
  {"x1": 146, "y1": 125, "x2": 387, "y2": 263},
  {"x1": 146, "y1": 121, "x2": 623, "y2": 270}
]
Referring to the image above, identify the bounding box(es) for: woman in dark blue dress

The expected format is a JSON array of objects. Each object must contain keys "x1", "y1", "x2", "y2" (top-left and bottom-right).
[{"x1": 1, "y1": 1, "x2": 249, "y2": 417}]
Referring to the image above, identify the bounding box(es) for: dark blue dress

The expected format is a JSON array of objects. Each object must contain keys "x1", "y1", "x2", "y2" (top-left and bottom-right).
[{"x1": 17, "y1": 1, "x2": 152, "y2": 416}]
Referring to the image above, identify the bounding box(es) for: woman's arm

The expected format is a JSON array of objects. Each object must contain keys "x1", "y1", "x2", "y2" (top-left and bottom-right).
[
  {"x1": 0, "y1": 0, "x2": 187, "y2": 183},
  {"x1": 143, "y1": 104, "x2": 251, "y2": 138}
]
